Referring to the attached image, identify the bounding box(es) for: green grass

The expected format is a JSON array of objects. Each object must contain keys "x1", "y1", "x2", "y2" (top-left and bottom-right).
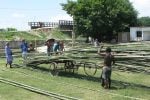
[
  {"x1": 0, "y1": 62, "x2": 149, "y2": 100},
  {"x1": 50, "y1": 29, "x2": 71, "y2": 40},
  {"x1": 0, "y1": 30, "x2": 72, "y2": 41},
  {"x1": 0, "y1": 83, "x2": 54, "y2": 100},
  {"x1": 0, "y1": 42, "x2": 150, "y2": 100},
  {"x1": 0, "y1": 31, "x2": 42, "y2": 40}
]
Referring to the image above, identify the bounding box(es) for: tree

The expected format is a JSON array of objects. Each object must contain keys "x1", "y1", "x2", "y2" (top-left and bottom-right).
[
  {"x1": 7, "y1": 28, "x2": 17, "y2": 31},
  {"x1": 62, "y1": 0, "x2": 138, "y2": 41},
  {"x1": 0, "y1": 28, "x2": 6, "y2": 32},
  {"x1": 137, "y1": 17, "x2": 150, "y2": 26}
]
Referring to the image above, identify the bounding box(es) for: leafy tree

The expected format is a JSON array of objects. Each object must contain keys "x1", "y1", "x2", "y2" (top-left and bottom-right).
[
  {"x1": 138, "y1": 17, "x2": 150, "y2": 26},
  {"x1": 0, "y1": 28, "x2": 6, "y2": 32},
  {"x1": 62, "y1": 0, "x2": 138, "y2": 41},
  {"x1": 7, "y1": 28, "x2": 17, "y2": 31}
]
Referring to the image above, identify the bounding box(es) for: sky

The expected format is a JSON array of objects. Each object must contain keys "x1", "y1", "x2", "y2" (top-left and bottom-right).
[{"x1": 0, "y1": 0, "x2": 150, "y2": 30}]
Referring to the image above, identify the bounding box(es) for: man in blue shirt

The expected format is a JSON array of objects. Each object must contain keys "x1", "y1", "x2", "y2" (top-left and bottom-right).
[
  {"x1": 20, "y1": 39, "x2": 28, "y2": 60},
  {"x1": 53, "y1": 41, "x2": 60, "y2": 53},
  {"x1": 5, "y1": 42, "x2": 13, "y2": 68}
]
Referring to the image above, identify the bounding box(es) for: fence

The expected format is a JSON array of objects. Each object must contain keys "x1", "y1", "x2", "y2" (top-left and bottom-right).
[{"x1": 0, "y1": 40, "x2": 45, "y2": 49}]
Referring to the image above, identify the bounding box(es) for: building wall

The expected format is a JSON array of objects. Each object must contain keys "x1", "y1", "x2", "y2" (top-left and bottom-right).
[
  {"x1": 143, "y1": 31, "x2": 150, "y2": 40},
  {"x1": 130, "y1": 27, "x2": 141, "y2": 41},
  {"x1": 118, "y1": 32, "x2": 130, "y2": 43},
  {"x1": 130, "y1": 27, "x2": 150, "y2": 41}
]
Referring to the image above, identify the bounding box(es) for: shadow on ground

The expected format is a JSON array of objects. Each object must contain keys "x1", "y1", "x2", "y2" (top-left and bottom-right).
[{"x1": 12, "y1": 63, "x2": 150, "y2": 91}]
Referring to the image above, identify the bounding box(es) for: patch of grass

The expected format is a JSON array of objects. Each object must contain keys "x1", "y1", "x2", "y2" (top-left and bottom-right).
[
  {"x1": 50, "y1": 29, "x2": 71, "y2": 40},
  {"x1": 0, "y1": 83, "x2": 53, "y2": 100},
  {"x1": 0, "y1": 29, "x2": 73, "y2": 42},
  {"x1": 0, "y1": 42, "x2": 150, "y2": 100},
  {"x1": 0, "y1": 31, "x2": 43, "y2": 40}
]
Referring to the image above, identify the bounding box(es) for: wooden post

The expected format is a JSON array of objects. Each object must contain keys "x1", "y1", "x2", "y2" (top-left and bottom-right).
[
  {"x1": 72, "y1": 16, "x2": 75, "y2": 47},
  {"x1": 72, "y1": 31, "x2": 75, "y2": 47},
  {"x1": 35, "y1": 38, "x2": 37, "y2": 50}
]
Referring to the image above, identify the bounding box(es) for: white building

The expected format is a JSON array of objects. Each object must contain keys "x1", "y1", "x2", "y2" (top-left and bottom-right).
[{"x1": 130, "y1": 27, "x2": 150, "y2": 41}]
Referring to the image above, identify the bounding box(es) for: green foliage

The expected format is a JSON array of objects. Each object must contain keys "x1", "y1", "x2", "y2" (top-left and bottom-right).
[
  {"x1": 0, "y1": 29, "x2": 72, "y2": 41},
  {"x1": 50, "y1": 29, "x2": 71, "y2": 40},
  {"x1": 0, "y1": 28, "x2": 6, "y2": 32},
  {"x1": 0, "y1": 31, "x2": 43, "y2": 40},
  {"x1": 0, "y1": 42, "x2": 150, "y2": 100},
  {"x1": 62, "y1": 0, "x2": 138, "y2": 41},
  {"x1": 7, "y1": 27, "x2": 17, "y2": 31},
  {"x1": 138, "y1": 17, "x2": 150, "y2": 26}
]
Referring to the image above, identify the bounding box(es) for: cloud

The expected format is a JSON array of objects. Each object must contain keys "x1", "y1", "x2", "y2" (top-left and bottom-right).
[
  {"x1": 50, "y1": 14, "x2": 73, "y2": 22},
  {"x1": 12, "y1": 13, "x2": 25, "y2": 18},
  {"x1": 130, "y1": 0, "x2": 150, "y2": 17}
]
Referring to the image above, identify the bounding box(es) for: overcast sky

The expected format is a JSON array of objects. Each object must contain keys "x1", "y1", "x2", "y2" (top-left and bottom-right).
[
  {"x1": 0, "y1": 0, "x2": 150, "y2": 30},
  {"x1": 130, "y1": 0, "x2": 150, "y2": 17}
]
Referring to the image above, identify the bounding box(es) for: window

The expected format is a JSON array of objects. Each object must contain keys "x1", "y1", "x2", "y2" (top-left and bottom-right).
[{"x1": 136, "y1": 31, "x2": 142, "y2": 37}]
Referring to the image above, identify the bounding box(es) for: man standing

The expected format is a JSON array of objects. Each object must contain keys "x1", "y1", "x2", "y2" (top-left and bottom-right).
[
  {"x1": 5, "y1": 42, "x2": 13, "y2": 68},
  {"x1": 20, "y1": 39, "x2": 28, "y2": 60},
  {"x1": 100, "y1": 47, "x2": 115, "y2": 89},
  {"x1": 53, "y1": 41, "x2": 60, "y2": 53},
  {"x1": 59, "y1": 41, "x2": 64, "y2": 53},
  {"x1": 45, "y1": 39, "x2": 54, "y2": 56}
]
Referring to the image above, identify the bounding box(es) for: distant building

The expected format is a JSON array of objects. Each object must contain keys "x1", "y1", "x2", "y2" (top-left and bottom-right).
[
  {"x1": 118, "y1": 32, "x2": 130, "y2": 43},
  {"x1": 130, "y1": 27, "x2": 150, "y2": 41},
  {"x1": 28, "y1": 22, "x2": 58, "y2": 29},
  {"x1": 28, "y1": 20, "x2": 73, "y2": 32},
  {"x1": 58, "y1": 20, "x2": 73, "y2": 30},
  {"x1": 117, "y1": 27, "x2": 150, "y2": 43}
]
